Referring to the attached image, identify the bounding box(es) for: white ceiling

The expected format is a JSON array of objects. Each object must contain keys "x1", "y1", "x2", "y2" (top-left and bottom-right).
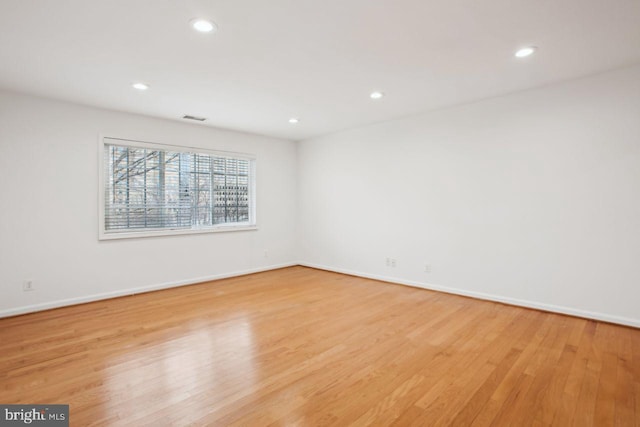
[{"x1": 1, "y1": 0, "x2": 639, "y2": 141}]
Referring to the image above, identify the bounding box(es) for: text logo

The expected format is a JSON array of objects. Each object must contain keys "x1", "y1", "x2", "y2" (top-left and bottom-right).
[{"x1": 1, "y1": 405, "x2": 68, "y2": 426}]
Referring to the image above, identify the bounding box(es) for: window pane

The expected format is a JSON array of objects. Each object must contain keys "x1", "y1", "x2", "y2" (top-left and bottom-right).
[
  {"x1": 103, "y1": 140, "x2": 253, "y2": 234},
  {"x1": 212, "y1": 157, "x2": 251, "y2": 224}
]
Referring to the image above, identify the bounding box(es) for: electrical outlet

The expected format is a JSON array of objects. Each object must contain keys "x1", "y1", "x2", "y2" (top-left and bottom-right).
[
  {"x1": 390, "y1": 259, "x2": 396, "y2": 268},
  {"x1": 264, "y1": 250, "x2": 269, "y2": 258},
  {"x1": 23, "y1": 280, "x2": 34, "y2": 292},
  {"x1": 425, "y1": 264, "x2": 432, "y2": 273},
  {"x1": 385, "y1": 257, "x2": 390, "y2": 267}
]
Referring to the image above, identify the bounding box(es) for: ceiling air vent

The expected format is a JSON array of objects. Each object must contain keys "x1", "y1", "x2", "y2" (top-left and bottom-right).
[{"x1": 182, "y1": 115, "x2": 207, "y2": 122}]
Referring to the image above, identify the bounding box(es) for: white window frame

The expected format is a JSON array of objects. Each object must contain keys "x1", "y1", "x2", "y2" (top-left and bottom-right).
[{"x1": 98, "y1": 136, "x2": 257, "y2": 240}]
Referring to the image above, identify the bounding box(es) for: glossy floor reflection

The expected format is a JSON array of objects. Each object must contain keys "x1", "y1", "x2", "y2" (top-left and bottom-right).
[{"x1": 1, "y1": 266, "x2": 638, "y2": 426}]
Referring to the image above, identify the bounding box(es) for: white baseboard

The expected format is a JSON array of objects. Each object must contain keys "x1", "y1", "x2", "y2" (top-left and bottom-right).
[
  {"x1": 299, "y1": 262, "x2": 640, "y2": 329},
  {"x1": 5, "y1": 261, "x2": 638, "y2": 329},
  {"x1": 0, "y1": 262, "x2": 297, "y2": 319}
]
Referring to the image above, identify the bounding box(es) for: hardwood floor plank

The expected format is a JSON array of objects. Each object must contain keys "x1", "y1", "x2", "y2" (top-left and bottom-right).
[
  {"x1": 0, "y1": 266, "x2": 638, "y2": 426},
  {"x1": 612, "y1": 327, "x2": 633, "y2": 426}
]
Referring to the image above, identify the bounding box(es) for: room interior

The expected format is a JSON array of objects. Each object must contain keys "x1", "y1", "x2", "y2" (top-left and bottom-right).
[{"x1": 1, "y1": 0, "x2": 639, "y2": 425}]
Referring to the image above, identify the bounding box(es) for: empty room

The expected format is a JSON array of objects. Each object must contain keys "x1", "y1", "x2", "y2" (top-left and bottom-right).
[{"x1": 1, "y1": 0, "x2": 639, "y2": 425}]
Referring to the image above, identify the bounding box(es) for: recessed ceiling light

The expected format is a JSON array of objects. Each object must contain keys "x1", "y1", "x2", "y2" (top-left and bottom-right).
[
  {"x1": 370, "y1": 91, "x2": 384, "y2": 99},
  {"x1": 288, "y1": 118, "x2": 299, "y2": 124},
  {"x1": 515, "y1": 46, "x2": 537, "y2": 58},
  {"x1": 191, "y1": 19, "x2": 217, "y2": 33},
  {"x1": 132, "y1": 82, "x2": 149, "y2": 91}
]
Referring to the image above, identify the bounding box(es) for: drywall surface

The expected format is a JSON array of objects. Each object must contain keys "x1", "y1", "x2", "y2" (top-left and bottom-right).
[
  {"x1": 0, "y1": 91, "x2": 297, "y2": 316},
  {"x1": 297, "y1": 65, "x2": 640, "y2": 326}
]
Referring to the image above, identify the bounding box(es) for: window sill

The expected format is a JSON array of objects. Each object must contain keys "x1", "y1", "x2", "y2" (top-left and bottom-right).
[{"x1": 98, "y1": 225, "x2": 258, "y2": 241}]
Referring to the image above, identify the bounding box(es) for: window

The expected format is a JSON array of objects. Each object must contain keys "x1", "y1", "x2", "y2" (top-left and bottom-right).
[{"x1": 99, "y1": 137, "x2": 256, "y2": 239}]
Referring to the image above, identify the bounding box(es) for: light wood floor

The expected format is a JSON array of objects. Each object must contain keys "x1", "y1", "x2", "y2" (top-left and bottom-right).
[{"x1": 0, "y1": 266, "x2": 638, "y2": 426}]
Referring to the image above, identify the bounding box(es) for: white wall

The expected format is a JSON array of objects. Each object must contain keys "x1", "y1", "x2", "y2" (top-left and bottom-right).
[
  {"x1": 3, "y1": 65, "x2": 640, "y2": 326},
  {"x1": 297, "y1": 65, "x2": 640, "y2": 327},
  {"x1": 0, "y1": 90, "x2": 297, "y2": 316}
]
